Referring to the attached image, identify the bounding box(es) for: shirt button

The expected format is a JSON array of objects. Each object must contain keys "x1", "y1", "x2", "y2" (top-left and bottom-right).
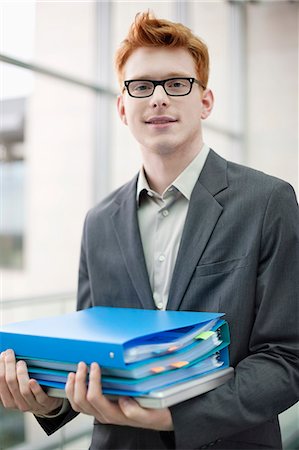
[
  {"x1": 157, "y1": 302, "x2": 163, "y2": 310},
  {"x1": 162, "y1": 210, "x2": 169, "y2": 217},
  {"x1": 147, "y1": 191, "x2": 153, "y2": 197},
  {"x1": 158, "y1": 254, "x2": 165, "y2": 262}
]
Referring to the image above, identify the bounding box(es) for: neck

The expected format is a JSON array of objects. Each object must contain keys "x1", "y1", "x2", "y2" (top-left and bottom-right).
[{"x1": 141, "y1": 144, "x2": 203, "y2": 194}]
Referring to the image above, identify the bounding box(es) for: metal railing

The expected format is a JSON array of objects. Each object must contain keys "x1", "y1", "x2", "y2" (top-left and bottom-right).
[
  {"x1": 0, "y1": 54, "x2": 116, "y2": 98},
  {"x1": 0, "y1": 291, "x2": 76, "y2": 309}
]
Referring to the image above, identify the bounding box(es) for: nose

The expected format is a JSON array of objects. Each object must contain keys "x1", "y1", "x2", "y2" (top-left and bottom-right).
[{"x1": 149, "y1": 85, "x2": 170, "y2": 108}]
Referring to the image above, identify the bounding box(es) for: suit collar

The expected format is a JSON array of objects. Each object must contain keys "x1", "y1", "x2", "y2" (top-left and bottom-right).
[
  {"x1": 168, "y1": 150, "x2": 228, "y2": 310},
  {"x1": 110, "y1": 176, "x2": 155, "y2": 310},
  {"x1": 136, "y1": 144, "x2": 211, "y2": 202},
  {"x1": 197, "y1": 149, "x2": 228, "y2": 196},
  {"x1": 114, "y1": 149, "x2": 228, "y2": 206}
]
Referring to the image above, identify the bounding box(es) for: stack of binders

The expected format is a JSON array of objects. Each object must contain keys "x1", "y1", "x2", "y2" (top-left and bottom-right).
[{"x1": 0, "y1": 307, "x2": 234, "y2": 408}]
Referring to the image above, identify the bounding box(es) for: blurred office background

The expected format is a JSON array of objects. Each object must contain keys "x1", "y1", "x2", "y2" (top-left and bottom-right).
[{"x1": 0, "y1": 1, "x2": 298, "y2": 449}]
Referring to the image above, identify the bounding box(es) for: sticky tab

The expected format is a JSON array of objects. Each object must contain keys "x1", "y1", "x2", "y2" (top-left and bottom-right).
[
  {"x1": 170, "y1": 361, "x2": 189, "y2": 369},
  {"x1": 196, "y1": 331, "x2": 215, "y2": 340},
  {"x1": 151, "y1": 366, "x2": 166, "y2": 374},
  {"x1": 167, "y1": 345, "x2": 179, "y2": 353}
]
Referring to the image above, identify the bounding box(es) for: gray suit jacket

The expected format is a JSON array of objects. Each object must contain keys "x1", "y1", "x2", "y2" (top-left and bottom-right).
[{"x1": 37, "y1": 150, "x2": 299, "y2": 449}]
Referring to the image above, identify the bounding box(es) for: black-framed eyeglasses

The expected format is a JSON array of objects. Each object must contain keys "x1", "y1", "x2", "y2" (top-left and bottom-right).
[{"x1": 123, "y1": 77, "x2": 206, "y2": 98}]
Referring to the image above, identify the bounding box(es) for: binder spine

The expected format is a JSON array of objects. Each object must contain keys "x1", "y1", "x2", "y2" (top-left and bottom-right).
[{"x1": 0, "y1": 332, "x2": 127, "y2": 369}]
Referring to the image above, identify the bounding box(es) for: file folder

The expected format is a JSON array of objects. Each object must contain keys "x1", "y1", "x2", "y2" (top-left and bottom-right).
[{"x1": 0, "y1": 307, "x2": 224, "y2": 369}]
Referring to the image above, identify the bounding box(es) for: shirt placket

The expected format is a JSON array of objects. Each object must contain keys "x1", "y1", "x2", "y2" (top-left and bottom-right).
[{"x1": 152, "y1": 190, "x2": 180, "y2": 310}]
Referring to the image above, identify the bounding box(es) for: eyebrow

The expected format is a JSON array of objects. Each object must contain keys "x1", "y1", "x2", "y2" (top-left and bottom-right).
[{"x1": 126, "y1": 72, "x2": 192, "y2": 80}]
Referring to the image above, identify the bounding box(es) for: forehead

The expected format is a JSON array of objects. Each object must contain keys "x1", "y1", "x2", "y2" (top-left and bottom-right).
[{"x1": 123, "y1": 47, "x2": 197, "y2": 80}]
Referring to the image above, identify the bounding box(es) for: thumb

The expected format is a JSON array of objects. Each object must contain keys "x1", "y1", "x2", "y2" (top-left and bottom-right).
[{"x1": 118, "y1": 396, "x2": 141, "y2": 420}]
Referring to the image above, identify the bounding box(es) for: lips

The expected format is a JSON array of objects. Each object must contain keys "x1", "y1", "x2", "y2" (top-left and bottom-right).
[{"x1": 145, "y1": 116, "x2": 177, "y2": 124}]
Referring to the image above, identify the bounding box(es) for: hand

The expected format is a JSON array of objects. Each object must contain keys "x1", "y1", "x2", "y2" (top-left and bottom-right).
[
  {"x1": 0, "y1": 349, "x2": 63, "y2": 415},
  {"x1": 65, "y1": 362, "x2": 174, "y2": 431}
]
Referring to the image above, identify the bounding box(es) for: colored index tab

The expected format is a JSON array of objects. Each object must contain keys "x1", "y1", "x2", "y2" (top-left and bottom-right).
[
  {"x1": 196, "y1": 331, "x2": 215, "y2": 340},
  {"x1": 151, "y1": 366, "x2": 166, "y2": 374},
  {"x1": 170, "y1": 361, "x2": 189, "y2": 369},
  {"x1": 167, "y1": 345, "x2": 179, "y2": 352}
]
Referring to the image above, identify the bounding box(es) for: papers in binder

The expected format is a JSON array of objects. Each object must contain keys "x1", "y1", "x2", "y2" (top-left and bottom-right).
[
  {"x1": 29, "y1": 352, "x2": 224, "y2": 394},
  {"x1": 124, "y1": 319, "x2": 218, "y2": 363}
]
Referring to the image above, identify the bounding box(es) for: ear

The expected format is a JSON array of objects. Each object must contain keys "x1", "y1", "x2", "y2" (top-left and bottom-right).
[
  {"x1": 117, "y1": 95, "x2": 128, "y2": 125},
  {"x1": 200, "y1": 89, "x2": 214, "y2": 120}
]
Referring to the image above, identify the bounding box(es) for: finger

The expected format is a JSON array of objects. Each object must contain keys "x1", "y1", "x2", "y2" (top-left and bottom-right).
[
  {"x1": 28, "y1": 379, "x2": 64, "y2": 414},
  {"x1": 16, "y1": 360, "x2": 36, "y2": 404},
  {"x1": 65, "y1": 372, "x2": 75, "y2": 401},
  {"x1": 17, "y1": 362, "x2": 60, "y2": 412},
  {"x1": 87, "y1": 364, "x2": 128, "y2": 425},
  {"x1": 4, "y1": 350, "x2": 29, "y2": 411},
  {"x1": 0, "y1": 351, "x2": 16, "y2": 409},
  {"x1": 67, "y1": 362, "x2": 94, "y2": 415},
  {"x1": 66, "y1": 372, "x2": 79, "y2": 411},
  {"x1": 118, "y1": 397, "x2": 173, "y2": 431},
  {"x1": 73, "y1": 362, "x2": 88, "y2": 405},
  {"x1": 118, "y1": 397, "x2": 146, "y2": 423},
  {"x1": 86, "y1": 362, "x2": 103, "y2": 403},
  {"x1": 86, "y1": 363, "x2": 112, "y2": 413},
  {"x1": 87, "y1": 363, "x2": 115, "y2": 411}
]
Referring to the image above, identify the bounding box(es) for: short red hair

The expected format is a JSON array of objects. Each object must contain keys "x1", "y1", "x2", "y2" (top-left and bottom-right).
[{"x1": 115, "y1": 11, "x2": 209, "y2": 89}]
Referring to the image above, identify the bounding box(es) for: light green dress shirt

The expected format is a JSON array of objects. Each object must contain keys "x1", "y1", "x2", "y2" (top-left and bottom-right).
[{"x1": 137, "y1": 144, "x2": 210, "y2": 310}]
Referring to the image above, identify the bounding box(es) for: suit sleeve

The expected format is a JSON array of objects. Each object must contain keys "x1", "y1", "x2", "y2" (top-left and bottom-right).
[{"x1": 170, "y1": 181, "x2": 299, "y2": 448}]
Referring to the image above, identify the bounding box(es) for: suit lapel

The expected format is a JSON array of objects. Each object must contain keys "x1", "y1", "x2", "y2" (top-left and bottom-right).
[
  {"x1": 111, "y1": 177, "x2": 155, "y2": 310},
  {"x1": 168, "y1": 150, "x2": 228, "y2": 311}
]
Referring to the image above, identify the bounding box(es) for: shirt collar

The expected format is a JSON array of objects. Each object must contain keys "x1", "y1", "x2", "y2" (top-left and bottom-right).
[{"x1": 137, "y1": 144, "x2": 210, "y2": 204}]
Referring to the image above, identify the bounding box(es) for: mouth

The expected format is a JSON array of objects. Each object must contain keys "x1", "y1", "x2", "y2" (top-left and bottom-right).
[{"x1": 145, "y1": 116, "x2": 177, "y2": 125}]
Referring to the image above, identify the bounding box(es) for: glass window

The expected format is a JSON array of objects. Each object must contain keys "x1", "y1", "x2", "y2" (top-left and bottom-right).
[
  {"x1": 0, "y1": 96, "x2": 27, "y2": 269},
  {"x1": 0, "y1": 159, "x2": 25, "y2": 269}
]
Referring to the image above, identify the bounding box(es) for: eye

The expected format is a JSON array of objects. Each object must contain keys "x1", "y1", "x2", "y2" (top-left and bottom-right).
[
  {"x1": 173, "y1": 82, "x2": 185, "y2": 88},
  {"x1": 136, "y1": 84, "x2": 149, "y2": 91},
  {"x1": 167, "y1": 79, "x2": 188, "y2": 89},
  {"x1": 131, "y1": 82, "x2": 152, "y2": 92}
]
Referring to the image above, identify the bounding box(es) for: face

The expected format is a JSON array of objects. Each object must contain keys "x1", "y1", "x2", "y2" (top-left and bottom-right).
[{"x1": 117, "y1": 47, "x2": 214, "y2": 159}]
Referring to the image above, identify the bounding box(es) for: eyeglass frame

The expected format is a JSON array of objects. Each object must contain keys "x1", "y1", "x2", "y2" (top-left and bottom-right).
[{"x1": 123, "y1": 77, "x2": 206, "y2": 98}]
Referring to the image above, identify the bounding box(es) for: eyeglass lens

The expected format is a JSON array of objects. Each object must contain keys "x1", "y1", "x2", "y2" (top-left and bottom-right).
[{"x1": 128, "y1": 78, "x2": 192, "y2": 97}]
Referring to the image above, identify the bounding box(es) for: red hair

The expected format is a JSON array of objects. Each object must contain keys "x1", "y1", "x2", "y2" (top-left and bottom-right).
[{"x1": 115, "y1": 11, "x2": 209, "y2": 89}]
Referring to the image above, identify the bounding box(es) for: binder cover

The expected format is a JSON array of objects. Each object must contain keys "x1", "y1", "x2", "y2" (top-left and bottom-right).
[
  {"x1": 21, "y1": 321, "x2": 230, "y2": 379},
  {"x1": 0, "y1": 307, "x2": 224, "y2": 369}
]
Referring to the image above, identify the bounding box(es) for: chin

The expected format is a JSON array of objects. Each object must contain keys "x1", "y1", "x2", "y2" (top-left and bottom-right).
[{"x1": 146, "y1": 139, "x2": 179, "y2": 156}]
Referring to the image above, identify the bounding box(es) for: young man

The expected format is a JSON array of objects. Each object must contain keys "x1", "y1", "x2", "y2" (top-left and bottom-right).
[{"x1": 1, "y1": 12, "x2": 298, "y2": 450}]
